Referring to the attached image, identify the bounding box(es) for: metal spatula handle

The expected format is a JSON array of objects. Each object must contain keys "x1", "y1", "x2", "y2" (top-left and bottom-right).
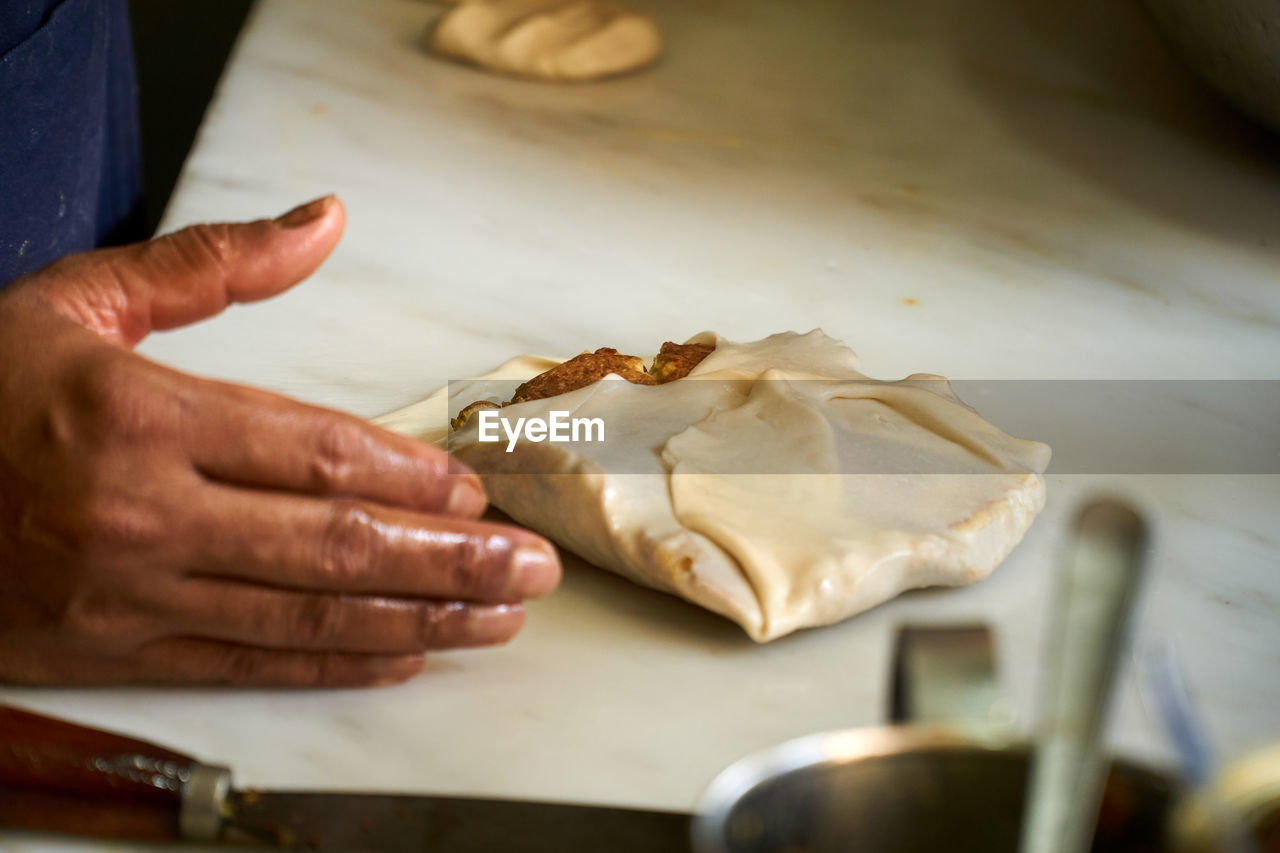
[{"x1": 1019, "y1": 498, "x2": 1149, "y2": 853}]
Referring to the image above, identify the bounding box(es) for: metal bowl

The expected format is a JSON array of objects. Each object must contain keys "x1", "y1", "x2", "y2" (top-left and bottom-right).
[
  {"x1": 1144, "y1": 0, "x2": 1280, "y2": 133},
  {"x1": 693, "y1": 725, "x2": 1179, "y2": 853}
]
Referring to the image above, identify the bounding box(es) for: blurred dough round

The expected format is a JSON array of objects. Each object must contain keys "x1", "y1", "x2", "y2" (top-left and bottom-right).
[{"x1": 429, "y1": 0, "x2": 662, "y2": 82}]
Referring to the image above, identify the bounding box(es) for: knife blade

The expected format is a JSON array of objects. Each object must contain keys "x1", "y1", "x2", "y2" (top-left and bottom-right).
[
  {"x1": 221, "y1": 789, "x2": 691, "y2": 851},
  {"x1": 0, "y1": 703, "x2": 692, "y2": 851}
]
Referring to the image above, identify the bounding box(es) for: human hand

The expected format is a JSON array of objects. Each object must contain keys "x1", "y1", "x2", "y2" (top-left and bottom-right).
[{"x1": 0, "y1": 196, "x2": 560, "y2": 687}]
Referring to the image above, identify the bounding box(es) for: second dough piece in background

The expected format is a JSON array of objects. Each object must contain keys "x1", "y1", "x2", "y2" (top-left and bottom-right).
[{"x1": 428, "y1": 0, "x2": 662, "y2": 82}]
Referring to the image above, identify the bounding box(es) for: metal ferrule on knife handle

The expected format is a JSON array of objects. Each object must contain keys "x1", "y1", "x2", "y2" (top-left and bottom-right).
[{"x1": 0, "y1": 703, "x2": 230, "y2": 843}]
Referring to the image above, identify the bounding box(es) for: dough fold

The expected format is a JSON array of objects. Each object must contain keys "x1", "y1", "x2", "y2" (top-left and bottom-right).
[{"x1": 376, "y1": 331, "x2": 1050, "y2": 641}]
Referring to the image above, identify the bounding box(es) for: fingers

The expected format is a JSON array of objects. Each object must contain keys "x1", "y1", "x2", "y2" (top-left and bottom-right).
[
  {"x1": 131, "y1": 638, "x2": 426, "y2": 688},
  {"x1": 1, "y1": 639, "x2": 426, "y2": 688},
  {"x1": 185, "y1": 376, "x2": 486, "y2": 516},
  {"x1": 170, "y1": 577, "x2": 526, "y2": 654},
  {"x1": 35, "y1": 196, "x2": 346, "y2": 347},
  {"x1": 187, "y1": 485, "x2": 561, "y2": 603}
]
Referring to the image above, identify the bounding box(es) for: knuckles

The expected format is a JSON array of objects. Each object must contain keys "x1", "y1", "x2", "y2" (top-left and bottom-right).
[
  {"x1": 308, "y1": 417, "x2": 366, "y2": 494},
  {"x1": 55, "y1": 486, "x2": 170, "y2": 557},
  {"x1": 169, "y1": 223, "x2": 236, "y2": 284},
  {"x1": 416, "y1": 602, "x2": 465, "y2": 646},
  {"x1": 443, "y1": 533, "x2": 491, "y2": 597},
  {"x1": 214, "y1": 644, "x2": 277, "y2": 686},
  {"x1": 317, "y1": 501, "x2": 381, "y2": 584},
  {"x1": 52, "y1": 585, "x2": 148, "y2": 651},
  {"x1": 213, "y1": 647, "x2": 341, "y2": 689},
  {"x1": 288, "y1": 594, "x2": 349, "y2": 648},
  {"x1": 66, "y1": 353, "x2": 179, "y2": 447},
  {"x1": 42, "y1": 503, "x2": 169, "y2": 646},
  {"x1": 439, "y1": 531, "x2": 522, "y2": 602}
]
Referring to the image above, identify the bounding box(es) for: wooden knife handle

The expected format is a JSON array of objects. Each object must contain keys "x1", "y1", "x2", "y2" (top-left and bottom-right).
[{"x1": 0, "y1": 703, "x2": 201, "y2": 842}]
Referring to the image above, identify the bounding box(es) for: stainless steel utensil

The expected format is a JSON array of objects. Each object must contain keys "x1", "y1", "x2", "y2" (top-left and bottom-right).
[
  {"x1": 1019, "y1": 499, "x2": 1150, "y2": 853},
  {"x1": 694, "y1": 619, "x2": 1178, "y2": 853}
]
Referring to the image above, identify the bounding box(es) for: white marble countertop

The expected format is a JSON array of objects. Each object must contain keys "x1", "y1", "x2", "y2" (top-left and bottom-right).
[{"x1": 4, "y1": 0, "x2": 1279, "y2": 849}]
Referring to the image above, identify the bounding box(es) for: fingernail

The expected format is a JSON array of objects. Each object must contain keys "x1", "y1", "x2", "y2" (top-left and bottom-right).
[
  {"x1": 445, "y1": 477, "x2": 487, "y2": 517},
  {"x1": 371, "y1": 654, "x2": 425, "y2": 687},
  {"x1": 510, "y1": 542, "x2": 561, "y2": 599},
  {"x1": 466, "y1": 604, "x2": 526, "y2": 647},
  {"x1": 276, "y1": 195, "x2": 335, "y2": 227}
]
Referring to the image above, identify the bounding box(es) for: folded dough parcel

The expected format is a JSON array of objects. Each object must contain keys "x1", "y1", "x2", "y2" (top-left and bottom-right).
[{"x1": 376, "y1": 331, "x2": 1051, "y2": 642}]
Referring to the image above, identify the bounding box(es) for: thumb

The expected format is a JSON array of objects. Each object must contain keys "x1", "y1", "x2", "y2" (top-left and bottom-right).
[{"x1": 31, "y1": 195, "x2": 346, "y2": 348}]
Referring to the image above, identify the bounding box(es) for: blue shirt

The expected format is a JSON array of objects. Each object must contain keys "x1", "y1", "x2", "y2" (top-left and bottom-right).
[{"x1": 0, "y1": 0, "x2": 143, "y2": 286}]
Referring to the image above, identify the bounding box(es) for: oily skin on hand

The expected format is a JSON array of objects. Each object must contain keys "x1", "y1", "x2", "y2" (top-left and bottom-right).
[{"x1": 0, "y1": 196, "x2": 560, "y2": 687}]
